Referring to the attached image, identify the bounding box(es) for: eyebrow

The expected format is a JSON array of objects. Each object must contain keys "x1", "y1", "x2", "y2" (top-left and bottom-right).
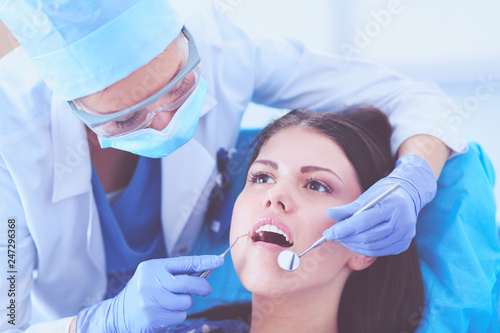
[
  {"x1": 301, "y1": 165, "x2": 343, "y2": 183},
  {"x1": 253, "y1": 159, "x2": 278, "y2": 170},
  {"x1": 253, "y1": 160, "x2": 343, "y2": 183}
]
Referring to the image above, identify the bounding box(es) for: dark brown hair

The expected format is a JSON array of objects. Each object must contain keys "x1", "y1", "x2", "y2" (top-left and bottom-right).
[{"x1": 247, "y1": 107, "x2": 424, "y2": 332}]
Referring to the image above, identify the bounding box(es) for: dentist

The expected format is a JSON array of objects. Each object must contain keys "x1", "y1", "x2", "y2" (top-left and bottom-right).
[{"x1": 0, "y1": 0, "x2": 465, "y2": 332}]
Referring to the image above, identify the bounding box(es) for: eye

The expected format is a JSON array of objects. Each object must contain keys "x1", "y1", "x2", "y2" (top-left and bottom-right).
[
  {"x1": 113, "y1": 108, "x2": 149, "y2": 131},
  {"x1": 305, "y1": 178, "x2": 332, "y2": 193},
  {"x1": 248, "y1": 172, "x2": 276, "y2": 184},
  {"x1": 168, "y1": 77, "x2": 192, "y2": 98},
  {"x1": 114, "y1": 111, "x2": 142, "y2": 129}
]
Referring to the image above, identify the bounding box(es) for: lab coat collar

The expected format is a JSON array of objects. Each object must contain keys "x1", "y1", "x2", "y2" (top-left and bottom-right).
[
  {"x1": 160, "y1": 81, "x2": 218, "y2": 255},
  {"x1": 199, "y1": 86, "x2": 217, "y2": 118},
  {"x1": 51, "y1": 98, "x2": 106, "y2": 277},
  {"x1": 160, "y1": 136, "x2": 216, "y2": 256},
  {"x1": 51, "y1": 97, "x2": 92, "y2": 203}
]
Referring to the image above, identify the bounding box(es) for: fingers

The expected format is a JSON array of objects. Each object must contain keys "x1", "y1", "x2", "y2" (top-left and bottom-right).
[
  {"x1": 324, "y1": 204, "x2": 387, "y2": 240},
  {"x1": 325, "y1": 201, "x2": 360, "y2": 223},
  {"x1": 147, "y1": 308, "x2": 188, "y2": 327},
  {"x1": 147, "y1": 256, "x2": 223, "y2": 301},
  {"x1": 132, "y1": 256, "x2": 222, "y2": 308},
  {"x1": 337, "y1": 218, "x2": 415, "y2": 257},
  {"x1": 334, "y1": 222, "x2": 390, "y2": 244},
  {"x1": 165, "y1": 255, "x2": 224, "y2": 275},
  {"x1": 324, "y1": 198, "x2": 416, "y2": 257},
  {"x1": 153, "y1": 293, "x2": 195, "y2": 312},
  {"x1": 158, "y1": 273, "x2": 214, "y2": 297},
  {"x1": 342, "y1": 231, "x2": 414, "y2": 257},
  {"x1": 325, "y1": 187, "x2": 414, "y2": 240},
  {"x1": 131, "y1": 296, "x2": 191, "y2": 329},
  {"x1": 106, "y1": 256, "x2": 225, "y2": 332}
]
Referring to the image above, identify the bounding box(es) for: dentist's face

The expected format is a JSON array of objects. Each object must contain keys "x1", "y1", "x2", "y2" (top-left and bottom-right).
[
  {"x1": 230, "y1": 126, "x2": 363, "y2": 297},
  {"x1": 77, "y1": 33, "x2": 195, "y2": 135}
]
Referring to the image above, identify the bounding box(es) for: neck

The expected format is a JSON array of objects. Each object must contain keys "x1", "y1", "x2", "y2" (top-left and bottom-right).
[
  {"x1": 86, "y1": 127, "x2": 139, "y2": 193},
  {"x1": 249, "y1": 270, "x2": 349, "y2": 333}
]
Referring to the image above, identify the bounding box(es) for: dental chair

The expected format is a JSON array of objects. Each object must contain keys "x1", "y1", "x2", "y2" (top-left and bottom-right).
[
  {"x1": 192, "y1": 128, "x2": 500, "y2": 332},
  {"x1": 414, "y1": 142, "x2": 499, "y2": 332}
]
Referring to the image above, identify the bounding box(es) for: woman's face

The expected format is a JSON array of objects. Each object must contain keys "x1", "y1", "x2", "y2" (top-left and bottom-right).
[{"x1": 230, "y1": 126, "x2": 364, "y2": 297}]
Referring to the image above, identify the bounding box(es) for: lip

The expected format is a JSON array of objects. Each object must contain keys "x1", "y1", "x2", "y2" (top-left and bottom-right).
[{"x1": 250, "y1": 214, "x2": 295, "y2": 250}]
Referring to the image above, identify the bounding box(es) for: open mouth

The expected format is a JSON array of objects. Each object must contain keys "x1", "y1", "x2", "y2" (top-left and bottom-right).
[{"x1": 252, "y1": 224, "x2": 294, "y2": 248}]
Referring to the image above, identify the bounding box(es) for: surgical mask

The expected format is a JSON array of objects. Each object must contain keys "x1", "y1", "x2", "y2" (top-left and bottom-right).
[{"x1": 98, "y1": 79, "x2": 208, "y2": 158}]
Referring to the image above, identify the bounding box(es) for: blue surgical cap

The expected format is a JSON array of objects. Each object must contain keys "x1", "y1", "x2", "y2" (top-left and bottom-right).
[{"x1": 0, "y1": 0, "x2": 184, "y2": 100}]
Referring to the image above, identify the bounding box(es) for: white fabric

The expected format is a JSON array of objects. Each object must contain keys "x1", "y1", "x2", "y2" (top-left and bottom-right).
[
  {"x1": 24, "y1": 317, "x2": 73, "y2": 333},
  {"x1": 0, "y1": 5, "x2": 466, "y2": 332}
]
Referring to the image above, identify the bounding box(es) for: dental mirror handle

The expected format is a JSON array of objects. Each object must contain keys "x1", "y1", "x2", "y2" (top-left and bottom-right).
[
  {"x1": 199, "y1": 233, "x2": 248, "y2": 278},
  {"x1": 298, "y1": 183, "x2": 401, "y2": 258},
  {"x1": 298, "y1": 236, "x2": 328, "y2": 257}
]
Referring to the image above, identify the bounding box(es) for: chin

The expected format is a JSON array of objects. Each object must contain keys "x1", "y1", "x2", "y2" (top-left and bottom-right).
[
  {"x1": 241, "y1": 271, "x2": 288, "y2": 297},
  {"x1": 234, "y1": 248, "x2": 303, "y2": 298}
]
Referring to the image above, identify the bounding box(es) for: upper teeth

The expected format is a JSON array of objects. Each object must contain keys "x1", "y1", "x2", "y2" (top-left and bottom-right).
[{"x1": 255, "y1": 224, "x2": 292, "y2": 244}]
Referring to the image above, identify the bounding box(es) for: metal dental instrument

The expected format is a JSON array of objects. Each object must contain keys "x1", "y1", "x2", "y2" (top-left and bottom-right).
[
  {"x1": 199, "y1": 233, "x2": 248, "y2": 278},
  {"x1": 277, "y1": 183, "x2": 401, "y2": 272}
]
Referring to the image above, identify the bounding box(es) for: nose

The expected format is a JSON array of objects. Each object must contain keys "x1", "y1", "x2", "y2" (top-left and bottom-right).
[
  {"x1": 147, "y1": 108, "x2": 176, "y2": 131},
  {"x1": 263, "y1": 184, "x2": 295, "y2": 213}
]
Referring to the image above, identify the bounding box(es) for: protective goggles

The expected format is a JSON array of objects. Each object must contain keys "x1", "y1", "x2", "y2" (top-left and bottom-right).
[{"x1": 68, "y1": 27, "x2": 201, "y2": 138}]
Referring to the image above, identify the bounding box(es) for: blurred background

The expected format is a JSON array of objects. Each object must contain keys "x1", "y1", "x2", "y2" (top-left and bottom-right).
[{"x1": 1, "y1": 0, "x2": 498, "y2": 220}]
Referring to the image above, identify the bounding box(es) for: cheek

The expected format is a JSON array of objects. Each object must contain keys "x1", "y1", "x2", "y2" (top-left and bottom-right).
[
  {"x1": 292, "y1": 215, "x2": 353, "y2": 287},
  {"x1": 299, "y1": 209, "x2": 337, "y2": 246},
  {"x1": 229, "y1": 194, "x2": 251, "y2": 269},
  {"x1": 285, "y1": 242, "x2": 353, "y2": 296},
  {"x1": 299, "y1": 241, "x2": 351, "y2": 276},
  {"x1": 230, "y1": 194, "x2": 249, "y2": 238}
]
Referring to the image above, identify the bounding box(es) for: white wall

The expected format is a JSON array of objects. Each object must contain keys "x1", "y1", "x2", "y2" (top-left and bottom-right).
[{"x1": 336, "y1": 1, "x2": 500, "y2": 74}]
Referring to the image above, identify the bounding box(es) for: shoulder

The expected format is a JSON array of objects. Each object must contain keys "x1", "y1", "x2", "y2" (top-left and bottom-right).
[
  {"x1": 185, "y1": 5, "x2": 260, "y2": 95},
  {"x1": 185, "y1": 4, "x2": 256, "y2": 54},
  {"x1": 0, "y1": 47, "x2": 53, "y2": 145}
]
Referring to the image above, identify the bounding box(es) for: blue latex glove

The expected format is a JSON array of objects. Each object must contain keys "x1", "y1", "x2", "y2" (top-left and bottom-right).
[
  {"x1": 76, "y1": 255, "x2": 224, "y2": 333},
  {"x1": 323, "y1": 154, "x2": 437, "y2": 257}
]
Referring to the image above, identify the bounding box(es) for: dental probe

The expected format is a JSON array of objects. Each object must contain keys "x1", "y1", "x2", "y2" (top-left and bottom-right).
[
  {"x1": 277, "y1": 183, "x2": 401, "y2": 272},
  {"x1": 199, "y1": 233, "x2": 248, "y2": 278}
]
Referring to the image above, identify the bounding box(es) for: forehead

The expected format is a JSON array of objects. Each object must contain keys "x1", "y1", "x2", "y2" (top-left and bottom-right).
[
  {"x1": 256, "y1": 126, "x2": 357, "y2": 178},
  {"x1": 78, "y1": 35, "x2": 186, "y2": 112}
]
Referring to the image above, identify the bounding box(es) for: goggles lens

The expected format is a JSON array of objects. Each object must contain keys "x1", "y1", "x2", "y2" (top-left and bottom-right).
[{"x1": 91, "y1": 64, "x2": 201, "y2": 137}]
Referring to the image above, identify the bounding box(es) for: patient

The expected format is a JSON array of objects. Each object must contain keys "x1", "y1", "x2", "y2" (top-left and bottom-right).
[{"x1": 172, "y1": 107, "x2": 424, "y2": 332}]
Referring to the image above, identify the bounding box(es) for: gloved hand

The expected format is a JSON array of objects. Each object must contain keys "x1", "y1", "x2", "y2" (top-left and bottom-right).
[
  {"x1": 76, "y1": 255, "x2": 224, "y2": 333},
  {"x1": 323, "y1": 154, "x2": 437, "y2": 257}
]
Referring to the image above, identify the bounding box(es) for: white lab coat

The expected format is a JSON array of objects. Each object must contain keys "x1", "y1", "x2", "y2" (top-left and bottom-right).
[{"x1": 0, "y1": 5, "x2": 465, "y2": 333}]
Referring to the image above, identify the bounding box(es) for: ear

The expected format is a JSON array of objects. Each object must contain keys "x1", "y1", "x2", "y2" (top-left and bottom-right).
[{"x1": 347, "y1": 254, "x2": 376, "y2": 271}]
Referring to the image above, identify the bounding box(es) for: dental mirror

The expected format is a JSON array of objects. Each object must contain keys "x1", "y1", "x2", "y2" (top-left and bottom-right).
[
  {"x1": 277, "y1": 249, "x2": 300, "y2": 271},
  {"x1": 277, "y1": 183, "x2": 401, "y2": 272}
]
